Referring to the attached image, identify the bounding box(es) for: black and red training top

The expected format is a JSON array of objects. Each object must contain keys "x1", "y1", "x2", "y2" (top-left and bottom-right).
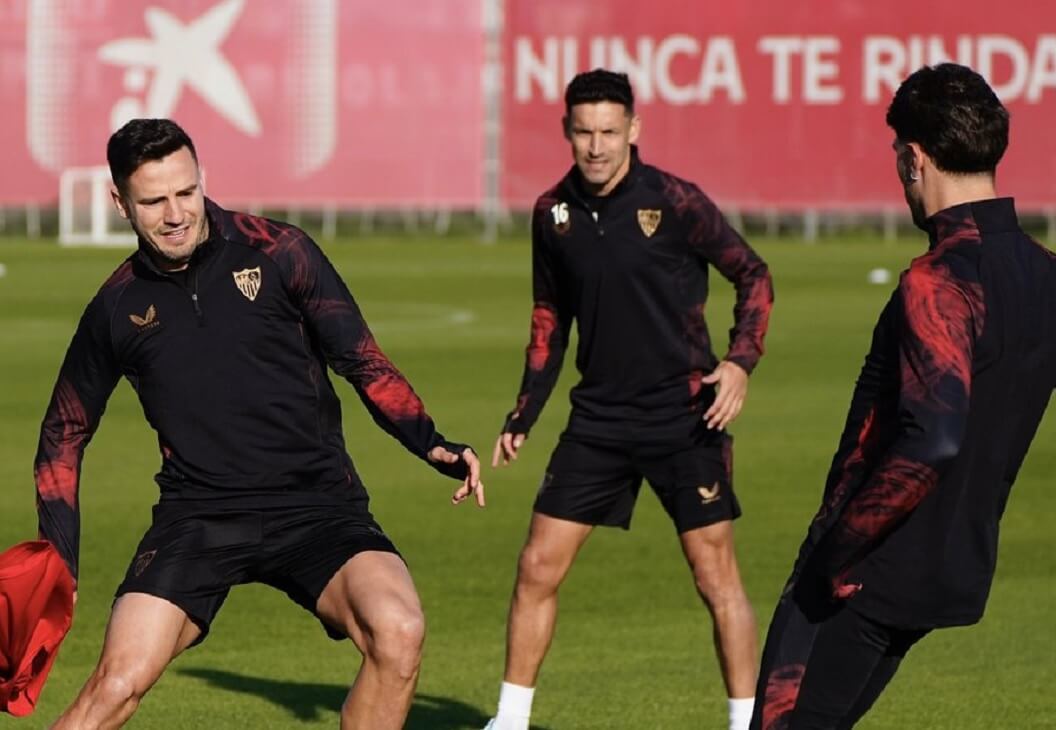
[
  {"x1": 35, "y1": 199, "x2": 466, "y2": 580},
  {"x1": 802, "y1": 197, "x2": 1056, "y2": 629},
  {"x1": 503, "y1": 148, "x2": 774, "y2": 443}
]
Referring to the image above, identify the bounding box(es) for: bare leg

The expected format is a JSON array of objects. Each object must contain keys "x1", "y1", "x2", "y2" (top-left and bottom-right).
[
  {"x1": 503, "y1": 513, "x2": 593, "y2": 686},
  {"x1": 679, "y1": 521, "x2": 758, "y2": 698},
  {"x1": 316, "y1": 551, "x2": 425, "y2": 730},
  {"x1": 51, "y1": 593, "x2": 201, "y2": 730}
]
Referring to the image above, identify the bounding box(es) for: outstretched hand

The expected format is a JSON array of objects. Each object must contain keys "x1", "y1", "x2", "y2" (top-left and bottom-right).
[
  {"x1": 702, "y1": 360, "x2": 749, "y2": 430},
  {"x1": 491, "y1": 432, "x2": 527, "y2": 467},
  {"x1": 428, "y1": 445, "x2": 485, "y2": 507}
]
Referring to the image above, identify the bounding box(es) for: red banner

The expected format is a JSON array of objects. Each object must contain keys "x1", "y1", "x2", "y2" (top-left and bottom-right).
[
  {"x1": 503, "y1": 0, "x2": 1056, "y2": 210},
  {"x1": 1, "y1": 0, "x2": 482, "y2": 206}
]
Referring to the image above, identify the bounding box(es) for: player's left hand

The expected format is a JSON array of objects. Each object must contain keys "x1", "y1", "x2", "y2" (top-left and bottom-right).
[
  {"x1": 701, "y1": 360, "x2": 748, "y2": 430},
  {"x1": 429, "y1": 445, "x2": 485, "y2": 508}
]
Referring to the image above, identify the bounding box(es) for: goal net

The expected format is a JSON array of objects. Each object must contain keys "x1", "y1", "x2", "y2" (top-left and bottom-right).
[{"x1": 58, "y1": 166, "x2": 135, "y2": 246}]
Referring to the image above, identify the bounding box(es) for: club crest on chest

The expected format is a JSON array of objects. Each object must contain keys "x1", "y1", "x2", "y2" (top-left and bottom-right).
[
  {"x1": 232, "y1": 267, "x2": 262, "y2": 301},
  {"x1": 637, "y1": 209, "x2": 662, "y2": 237}
]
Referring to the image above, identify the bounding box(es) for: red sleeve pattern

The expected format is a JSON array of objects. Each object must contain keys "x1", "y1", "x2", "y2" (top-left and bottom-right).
[
  {"x1": 229, "y1": 212, "x2": 456, "y2": 471},
  {"x1": 503, "y1": 195, "x2": 572, "y2": 435},
  {"x1": 663, "y1": 177, "x2": 773, "y2": 373},
  {"x1": 35, "y1": 264, "x2": 129, "y2": 580},
  {"x1": 815, "y1": 259, "x2": 985, "y2": 584}
]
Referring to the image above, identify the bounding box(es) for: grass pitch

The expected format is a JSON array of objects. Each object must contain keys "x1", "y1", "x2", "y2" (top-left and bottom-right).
[{"x1": 0, "y1": 232, "x2": 1052, "y2": 729}]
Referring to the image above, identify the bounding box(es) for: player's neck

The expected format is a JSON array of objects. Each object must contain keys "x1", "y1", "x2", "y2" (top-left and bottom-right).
[{"x1": 924, "y1": 174, "x2": 997, "y2": 218}]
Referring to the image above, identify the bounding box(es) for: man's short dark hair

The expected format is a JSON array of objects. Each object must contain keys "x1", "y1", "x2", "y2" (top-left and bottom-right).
[
  {"x1": 886, "y1": 63, "x2": 1009, "y2": 175},
  {"x1": 107, "y1": 119, "x2": 198, "y2": 194},
  {"x1": 564, "y1": 69, "x2": 634, "y2": 116}
]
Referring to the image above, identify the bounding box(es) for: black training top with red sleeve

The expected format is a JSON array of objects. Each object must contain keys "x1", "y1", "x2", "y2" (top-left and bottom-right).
[
  {"x1": 800, "y1": 197, "x2": 1056, "y2": 629},
  {"x1": 35, "y1": 199, "x2": 467, "y2": 580},
  {"x1": 503, "y1": 148, "x2": 773, "y2": 444}
]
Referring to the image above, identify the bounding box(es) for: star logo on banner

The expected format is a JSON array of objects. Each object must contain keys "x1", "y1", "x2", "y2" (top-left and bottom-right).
[{"x1": 98, "y1": 0, "x2": 261, "y2": 136}]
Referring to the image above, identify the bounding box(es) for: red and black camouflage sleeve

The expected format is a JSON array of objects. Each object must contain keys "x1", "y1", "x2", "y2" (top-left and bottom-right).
[
  {"x1": 233, "y1": 214, "x2": 466, "y2": 478},
  {"x1": 669, "y1": 179, "x2": 773, "y2": 373},
  {"x1": 502, "y1": 197, "x2": 572, "y2": 435},
  {"x1": 813, "y1": 260, "x2": 985, "y2": 587},
  {"x1": 35, "y1": 289, "x2": 123, "y2": 582}
]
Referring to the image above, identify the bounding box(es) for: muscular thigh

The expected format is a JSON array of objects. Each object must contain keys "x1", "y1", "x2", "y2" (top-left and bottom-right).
[
  {"x1": 255, "y1": 502, "x2": 402, "y2": 641},
  {"x1": 314, "y1": 551, "x2": 421, "y2": 650},
  {"x1": 94, "y1": 593, "x2": 202, "y2": 691}
]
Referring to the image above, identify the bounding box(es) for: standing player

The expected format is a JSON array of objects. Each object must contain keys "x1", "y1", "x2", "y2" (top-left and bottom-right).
[
  {"x1": 36, "y1": 118, "x2": 483, "y2": 730},
  {"x1": 484, "y1": 70, "x2": 774, "y2": 730},
  {"x1": 752, "y1": 63, "x2": 1056, "y2": 729}
]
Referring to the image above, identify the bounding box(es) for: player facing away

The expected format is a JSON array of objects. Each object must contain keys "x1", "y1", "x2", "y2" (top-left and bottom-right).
[
  {"x1": 483, "y1": 70, "x2": 774, "y2": 730},
  {"x1": 751, "y1": 63, "x2": 1056, "y2": 730},
  {"x1": 36, "y1": 118, "x2": 484, "y2": 730}
]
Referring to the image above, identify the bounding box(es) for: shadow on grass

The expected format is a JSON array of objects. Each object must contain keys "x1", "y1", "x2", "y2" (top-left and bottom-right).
[{"x1": 178, "y1": 667, "x2": 552, "y2": 729}]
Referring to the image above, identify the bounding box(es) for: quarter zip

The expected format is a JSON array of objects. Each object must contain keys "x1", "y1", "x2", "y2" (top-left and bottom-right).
[
  {"x1": 563, "y1": 190, "x2": 606, "y2": 236},
  {"x1": 191, "y1": 268, "x2": 204, "y2": 325}
]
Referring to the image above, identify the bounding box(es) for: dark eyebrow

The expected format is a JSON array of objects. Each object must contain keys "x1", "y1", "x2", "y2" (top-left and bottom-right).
[
  {"x1": 136, "y1": 183, "x2": 198, "y2": 205},
  {"x1": 571, "y1": 126, "x2": 619, "y2": 134}
]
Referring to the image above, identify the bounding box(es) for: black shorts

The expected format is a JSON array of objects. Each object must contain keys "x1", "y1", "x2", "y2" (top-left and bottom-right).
[
  {"x1": 534, "y1": 430, "x2": 740, "y2": 533},
  {"x1": 115, "y1": 499, "x2": 399, "y2": 646}
]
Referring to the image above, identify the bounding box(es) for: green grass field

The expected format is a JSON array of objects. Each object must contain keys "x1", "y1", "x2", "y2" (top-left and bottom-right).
[{"x1": 0, "y1": 233, "x2": 1053, "y2": 729}]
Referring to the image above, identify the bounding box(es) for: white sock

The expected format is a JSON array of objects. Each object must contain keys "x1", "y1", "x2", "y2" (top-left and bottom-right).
[
  {"x1": 493, "y1": 681, "x2": 534, "y2": 730},
  {"x1": 728, "y1": 696, "x2": 755, "y2": 730}
]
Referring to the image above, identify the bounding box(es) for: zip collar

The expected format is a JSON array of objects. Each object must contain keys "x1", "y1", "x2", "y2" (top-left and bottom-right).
[{"x1": 924, "y1": 197, "x2": 1017, "y2": 251}]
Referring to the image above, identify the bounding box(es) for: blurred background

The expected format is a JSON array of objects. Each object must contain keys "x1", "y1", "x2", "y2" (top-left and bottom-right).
[
  {"x1": 2, "y1": 0, "x2": 1055, "y2": 243},
  {"x1": 1, "y1": 2, "x2": 1054, "y2": 729}
]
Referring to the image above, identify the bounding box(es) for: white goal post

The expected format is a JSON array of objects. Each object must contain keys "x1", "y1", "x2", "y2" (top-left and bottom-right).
[{"x1": 58, "y1": 166, "x2": 136, "y2": 247}]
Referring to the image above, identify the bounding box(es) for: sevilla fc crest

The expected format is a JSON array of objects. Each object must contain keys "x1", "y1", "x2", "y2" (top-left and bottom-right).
[
  {"x1": 637, "y1": 209, "x2": 662, "y2": 237},
  {"x1": 232, "y1": 267, "x2": 262, "y2": 301},
  {"x1": 133, "y1": 550, "x2": 157, "y2": 577}
]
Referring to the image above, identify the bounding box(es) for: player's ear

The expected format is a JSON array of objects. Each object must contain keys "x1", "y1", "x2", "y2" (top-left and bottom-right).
[
  {"x1": 561, "y1": 115, "x2": 572, "y2": 141},
  {"x1": 895, "y1": 140, "x2": 922, "y2": 186},
  {"x1": 628, "y1": 113, "x2": 641, "y2": 145},
  {"x1": 906, "y1": 142, "x2": 924, "y2": 171},
  {"x1": 110, "y1": 185, "x2": 129, "y2": 219}
]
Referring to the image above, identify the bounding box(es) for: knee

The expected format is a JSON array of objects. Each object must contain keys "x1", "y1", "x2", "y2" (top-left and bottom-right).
[
  {"x1": 368, "y1": 607, "x2": 425, "y2": 680},
  {"x1": 516, "y1": 544, "x2": 563, "y2": 593},
  {"x1": 690, "y1": 554, "x2": 742, "y2": 607},
  {"x1": 89, "y1": 662, "x2": 147, "y2": 708}
]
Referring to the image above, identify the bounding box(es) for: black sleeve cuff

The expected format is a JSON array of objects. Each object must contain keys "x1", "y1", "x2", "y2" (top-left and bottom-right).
[
  {"x1": 429, "y1": 439, "x2": 473, "y2": 480},
  {"x1": 502, "y1": 413, "x2": 531, "y2": 436}
]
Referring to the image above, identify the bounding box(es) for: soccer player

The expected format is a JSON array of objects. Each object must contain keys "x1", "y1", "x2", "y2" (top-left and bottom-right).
[
  {"x1": 36, "y1": 118, "x2": 483, "y2": 730},
  {"x1": 751, "y1": 63, "x2": 1056, "y2": 729},
  {"x1": 484, "y1": 69, "x2": 774, "y2": 730}
]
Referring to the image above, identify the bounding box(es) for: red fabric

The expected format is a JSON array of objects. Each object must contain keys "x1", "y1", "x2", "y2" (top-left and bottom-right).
[{"x1": 0, "y1": 541, "x2": 74, "y2": 717}]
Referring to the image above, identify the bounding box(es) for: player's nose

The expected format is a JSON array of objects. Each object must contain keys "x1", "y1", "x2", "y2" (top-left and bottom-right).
[{"x1": 162, "y1": 198, "x2": 184, "y2": 224}]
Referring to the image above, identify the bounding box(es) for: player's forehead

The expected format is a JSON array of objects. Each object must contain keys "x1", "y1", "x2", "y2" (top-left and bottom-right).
[
  {"x1": 568, "y1": 101, "x2": 631, "y2": 130},
  {"x1": 126, "y1": 146, "x2": 200, "y2": 198}
]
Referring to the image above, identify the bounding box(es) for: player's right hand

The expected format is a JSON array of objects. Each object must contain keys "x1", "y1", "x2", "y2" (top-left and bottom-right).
[{"x1": 492, "y1": 432, "x2": 527, "y2": 467}]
